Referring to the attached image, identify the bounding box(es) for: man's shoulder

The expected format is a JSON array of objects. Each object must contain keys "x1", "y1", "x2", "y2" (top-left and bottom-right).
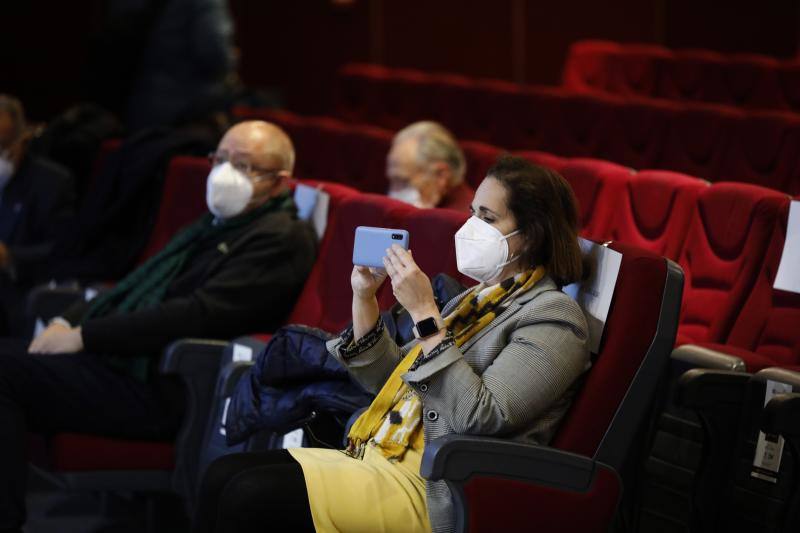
[
  {"x1": 240, "y1": 208, "x2": 316, "y2": 246},
  {"x1": 20, "y1": 155, "x2": 74, "y2": 189}
]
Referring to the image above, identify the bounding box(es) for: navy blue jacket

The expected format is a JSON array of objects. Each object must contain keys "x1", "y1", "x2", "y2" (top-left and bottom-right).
[{"x1": 225, "y1": 325, "x2": 373, "y2": 445}]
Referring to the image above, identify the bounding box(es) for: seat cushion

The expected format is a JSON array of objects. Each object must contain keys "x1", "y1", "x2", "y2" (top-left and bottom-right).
[{"x1": 49, "y1": 433, "x2": 174, "y2": 472}]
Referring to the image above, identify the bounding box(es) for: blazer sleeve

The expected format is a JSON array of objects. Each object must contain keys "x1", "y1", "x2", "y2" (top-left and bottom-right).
[
  {"x1": 402, "y1": 290, "x2": 590, "y2": 436},
  {"x1": 327, "y1": 319, "x2": 410, "y2": 395},
  {"x1": 81, "y1": 220, "x2": 316, "y2": 356}
]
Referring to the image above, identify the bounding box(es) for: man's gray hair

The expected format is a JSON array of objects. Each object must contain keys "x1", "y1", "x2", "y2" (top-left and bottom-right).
[
  {"x1": 393, "y1": 121, "x2": 466, "y2": 185},
  {"x1": 0, "y1": 94, "x2": 26, "y2": 143}
]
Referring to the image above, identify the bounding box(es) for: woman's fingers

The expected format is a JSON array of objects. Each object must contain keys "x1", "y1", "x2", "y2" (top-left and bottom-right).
[
  {"x1": 382, "y1": 256, "x2": 397, "y2": 278},
  {"x1": 391, "y1": 244, "x2": 414, "y2": 265},
  {"x1": 384, "y1": 246, "x2": 407, "y2": 273}
]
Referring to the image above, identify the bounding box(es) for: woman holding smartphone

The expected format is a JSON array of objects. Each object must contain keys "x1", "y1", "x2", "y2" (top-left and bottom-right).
[{"x1": 194, "y1": 155, "x2": 590, "y2": 533}]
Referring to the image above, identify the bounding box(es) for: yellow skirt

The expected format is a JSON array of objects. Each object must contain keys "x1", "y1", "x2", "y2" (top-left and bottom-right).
[{"x1": 288, "y1": 443, "x2": 431, "y2": 533}]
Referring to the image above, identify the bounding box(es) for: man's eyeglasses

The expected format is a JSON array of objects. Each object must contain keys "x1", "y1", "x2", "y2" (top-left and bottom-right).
[{"x1": 208, "y1": 151, "x2": 284, "y2": 181}]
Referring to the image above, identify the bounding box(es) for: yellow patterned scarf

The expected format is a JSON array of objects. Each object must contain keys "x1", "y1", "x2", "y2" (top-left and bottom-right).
[{"x1": 346, "y1": 266, "x2": 546, "y2": 460}]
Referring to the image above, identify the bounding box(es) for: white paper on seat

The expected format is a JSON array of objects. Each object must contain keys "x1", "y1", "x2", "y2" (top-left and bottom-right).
[
  {"x1": 293, "y1": 184, "x2": 330, "y2": 240},
  {"x1": 282, "y1": 428, "x2": 305, "y2": 449},
  {"x1": 774, "y1": 200, "x2": 800, "y2": 294},
  {"x1": 562, "y1": 238, "x2": 622, "y2": 354},
  {"x1": 219, "y1": 397, "x2": 231, "y2": 436},
  {"x1": 751, "y1": 379, "x2": 793, "y2": 483},
  {"x1": 232, "y1": 343, "x2": 253, "y2": 363}
]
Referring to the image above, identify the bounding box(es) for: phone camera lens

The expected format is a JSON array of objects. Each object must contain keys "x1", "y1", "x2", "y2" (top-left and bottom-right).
[{"x1": 391, "y1": 234, "x2": 402, "y2": 240}]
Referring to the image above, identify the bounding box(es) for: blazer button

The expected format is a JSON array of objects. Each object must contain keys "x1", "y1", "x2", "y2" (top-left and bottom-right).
[
  {"x1": 419, "y1": 383, "x2": 429, "y2": 392},
  {"x1": 426, "y1": 410, "x2": 439, "y2": 421}
]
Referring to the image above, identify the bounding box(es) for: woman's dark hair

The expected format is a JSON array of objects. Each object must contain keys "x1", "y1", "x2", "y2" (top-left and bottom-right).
[{"x1": 486, "y1": 154, "x2": 584, "y2": 287}]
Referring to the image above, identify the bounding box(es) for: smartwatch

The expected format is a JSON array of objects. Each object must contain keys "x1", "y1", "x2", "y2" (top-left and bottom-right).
[{"x1": 412, "y1": 316, "x2": 444, "y2": 340}]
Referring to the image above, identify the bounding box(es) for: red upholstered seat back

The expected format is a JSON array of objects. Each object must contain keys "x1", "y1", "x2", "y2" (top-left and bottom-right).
[
  {"x1": 403, "y1": 208, "x2": 471, "y2": 288},
  {"x1": 233, "y1": 108, "x2": 393, "y2": 194},
  {"x1": 609, "y1": 170, "x2": 708, "y2": 260},
  {"x1": 676, "y1": 183, "x2": 787, "y2": 345},
  {"x1": 723, "y1": 202, "x2": 800, "y2": 366},
  {"x1": 553, "y1": 241, "x2": 669, "y2": 458},
  {"x1": 721, "y1": 111, "x2": 800, "y2": 196},
  {"x1": 460, "y1": 140, "x2": 503, "y2": 190},
  {"x1": 557, "y1": 159, "x2": 633, "y2": 242},
  {"x1": 518, "y1": 150, "x2": 569, "y2": 174},
  {"x1": 137, "y1": 156, "x2": 210, "y2": 263},
  {"x1": 563, "y1": 40, "x2": 800, "y2": 113},
  {"x1": 286, "y1": 194, "x2": 416, "y2": 333},
  {"x1": 48, "y1": 434, "x2": 175, "y2": 472}
]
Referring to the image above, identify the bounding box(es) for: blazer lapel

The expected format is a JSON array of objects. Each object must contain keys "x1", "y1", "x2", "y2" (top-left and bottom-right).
[{"x1": 455, "y1": 277, "x2": 559, "y2": 353}]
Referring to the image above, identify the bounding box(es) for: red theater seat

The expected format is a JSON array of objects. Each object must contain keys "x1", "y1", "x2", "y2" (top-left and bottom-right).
[
  {"x1": 422, "y1": 241, "x2": 683, "y2": 533},
  {"x1": 403, "y1": 207, "x2": 471, "y2": 287},
  {"x1": 676, "y1": 183, "x2": 788, "y2": 346},
  {"x1": 557, "y1": 159, "x2": 633, "y2": 242},
  {"x1": 694, "y1": 201, "x2": 800, "y2": 371},
  {"x1": 517, "y1": 150, "x2": 569, "y2": 174},
  {"x1": 136, "y1": 156, "x2": 210, "y2": 262},
  {"x1": 609, "y1": 169, "x2": 708, "y2": 260},
  {"x1": 460, "y1": 140, "x2": 503, "y2": 189},
  {"x1": 285, "y1": 194, "x2": 416, "y2": 332},
  {"x1": 47, "y1": 434, "x2": 175, "y2": 472},
  {"x1": 563, "y1": 40, "x2": 800, "y2": 113}
]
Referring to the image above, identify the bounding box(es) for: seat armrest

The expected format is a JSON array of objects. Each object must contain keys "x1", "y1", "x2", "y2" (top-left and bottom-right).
[
  {"x1": 762, "y1": 393, "x2": 800, "y2": 437},
  {"x1": 26, "y1": 283, "x2": 84, "y2": 323},
  {"x1": 159, "y1": 338, "x2": 229, "y2": 505},
  {"x1": 422, "y1": 434, "x2": 597, "y2": 490},
  {"x1": 752, "y1": 367, "x2": 800, "y2": 388},
  {"x1": 422, "y1": 435, "x2": 620, "y2": 533},
  {"x1": 159, "y1": 338, "x2": 229, "y2": 376},
  {"x1": 671, "y1": 344, "x2": 746, "y2": 372},
  {"x1": 676, "y1": 368, "x2": 751, "y2": 409}
]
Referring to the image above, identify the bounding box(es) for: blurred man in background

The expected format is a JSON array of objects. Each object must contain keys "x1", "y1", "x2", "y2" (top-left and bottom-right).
[
  {"x1": 0, "y1": 95, "x2": 75, "y2": 335},
  {"x1": 386, "y1": 121, "x2": 473, "y2": 210}
]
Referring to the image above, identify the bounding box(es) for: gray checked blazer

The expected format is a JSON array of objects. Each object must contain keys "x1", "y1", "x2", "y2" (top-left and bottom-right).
[{"x1": 327, "y1": 275, "x2": 590, "y2": 533}]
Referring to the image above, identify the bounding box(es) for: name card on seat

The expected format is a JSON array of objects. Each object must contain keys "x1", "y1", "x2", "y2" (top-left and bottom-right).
[
  {"x1": 774, "y1": 200, "x2": 800, "y2": 294},
  {"x1": 294, "y1": 184, "x2": 330, "y2": 240},
  {"x1": 563, "y1": 238, "x2": 622, "y2": 354}
]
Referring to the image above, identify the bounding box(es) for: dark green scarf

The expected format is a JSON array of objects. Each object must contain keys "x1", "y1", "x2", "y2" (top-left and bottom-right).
[{"x1": 84, "y1": 192, "x2": 294, "y2": 380}]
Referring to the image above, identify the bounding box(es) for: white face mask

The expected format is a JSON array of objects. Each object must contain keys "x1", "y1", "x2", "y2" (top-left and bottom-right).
[
  {"x1": 454, "y1": 216, "x2": 521, "y2": 283},
  {"x1": 388, "y1": 186, "x2": 423, "y2": 208},
  {"x1": 0, "y1": 155, "x2": 14, "y2": 190},
  {"x1": 206, "y1": 162, "x2": 254, "y2": 219}
]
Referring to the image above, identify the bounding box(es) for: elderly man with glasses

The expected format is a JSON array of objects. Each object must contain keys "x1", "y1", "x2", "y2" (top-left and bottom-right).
[{"x1": 0, "y1": 121, "x2": 317, "y2": 532}]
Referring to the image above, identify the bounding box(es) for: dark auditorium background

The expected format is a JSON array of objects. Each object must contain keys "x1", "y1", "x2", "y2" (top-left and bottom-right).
[{"x1": 3, "y1": 1, "x2": 800, "y2": 120}]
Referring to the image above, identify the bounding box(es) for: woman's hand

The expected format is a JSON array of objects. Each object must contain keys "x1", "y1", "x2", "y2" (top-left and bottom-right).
[
  {"x1": 351, "y1": 265, "x2": 388, "y2": 300},
  {"x1": 383, "y1": 245, "x2": 438, "y2": 321}
]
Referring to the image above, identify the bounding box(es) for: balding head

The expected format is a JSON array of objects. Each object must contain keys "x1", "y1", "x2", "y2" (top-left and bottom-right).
[
  {"x1": 209, "y1": 121, "x2": 296, "y2": 215},
  {"x1": 218, "y1": 121, "x2": 295, "y2": 174}
]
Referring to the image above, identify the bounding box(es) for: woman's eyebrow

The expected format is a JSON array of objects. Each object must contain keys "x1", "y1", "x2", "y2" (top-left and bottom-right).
[{"x1": 476, "y1": 205, "x2": 501, "y2": 217}]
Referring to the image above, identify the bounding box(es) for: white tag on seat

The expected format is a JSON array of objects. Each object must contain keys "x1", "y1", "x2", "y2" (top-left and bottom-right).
[
  {"x1": 774, "y1": 200, "x2": 800, "y2": 294},
  {"x1": 219, "y1": 397, "x2": 231, "y2": 436},
  {"x1": 232, "y1": 343, "x2": 253, "y2": 363},
  {"x1": 562, "y1": 238, "x2": 622, "y2": 354},
  {"x1": 751, "y1": 379, "x2": 793, "y2": 483},
  {"x1": 282, "y1": 428, "x2": 305, "y2": 449},
  {"x1": 294, "y1": 183, "x2": 330, "y2": 240}
]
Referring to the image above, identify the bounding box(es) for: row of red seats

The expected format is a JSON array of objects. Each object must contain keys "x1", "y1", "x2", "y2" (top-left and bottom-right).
[
  {"x1": 232, "y1": 108, "x2": 800, "y2": 373},
  {"x1": 563, "y1": 40, "x2": 800, "y2": 112},
  {"x1": 334, "y1": 63, "x2": 800, "y2": 196}
]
